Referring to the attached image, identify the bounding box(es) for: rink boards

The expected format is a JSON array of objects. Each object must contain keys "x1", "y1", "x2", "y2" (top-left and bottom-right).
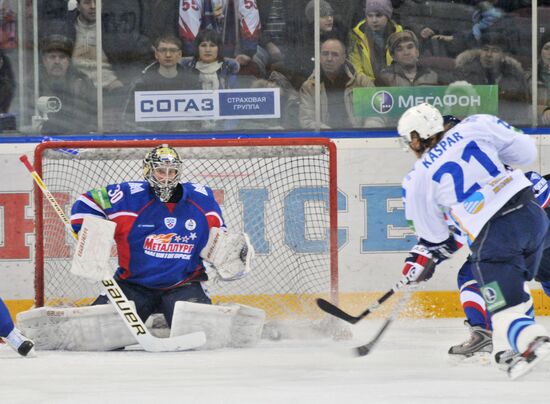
[{"x1": 1, "y1": 137, "x2": 550, "y2": 318}]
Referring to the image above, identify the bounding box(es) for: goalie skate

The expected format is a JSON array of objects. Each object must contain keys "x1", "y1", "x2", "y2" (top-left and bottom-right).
[
  {"x1": 448, "y1": 321, "x2": 492, "y2": 362},
  {"x1": 507, "y1": 336, "x2": 550, "y2": 380}
]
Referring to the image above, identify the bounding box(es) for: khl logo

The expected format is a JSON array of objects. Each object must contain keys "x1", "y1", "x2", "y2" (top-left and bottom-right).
[{"x1": 371, "y1": 91, "x2": 394, "y2": 114}]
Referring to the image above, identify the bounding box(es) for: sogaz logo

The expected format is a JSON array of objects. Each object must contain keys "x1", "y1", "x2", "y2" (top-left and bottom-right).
[{"x1": 371, "y1": 91, "x2": 394, "y2": 114}]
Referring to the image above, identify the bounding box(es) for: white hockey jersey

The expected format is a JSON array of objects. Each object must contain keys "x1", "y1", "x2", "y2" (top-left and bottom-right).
[{"x1": 402, "y1": 114, "x2": 536, "y2": 245}]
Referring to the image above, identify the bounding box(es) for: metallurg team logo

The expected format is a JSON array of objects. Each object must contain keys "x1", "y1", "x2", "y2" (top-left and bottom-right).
[
  {"x1": 371, "y1": 91, "x2": 394, "y2": 114},
  {"x1": 143, "y1": 233, "x2": 194, "y2": 259}
]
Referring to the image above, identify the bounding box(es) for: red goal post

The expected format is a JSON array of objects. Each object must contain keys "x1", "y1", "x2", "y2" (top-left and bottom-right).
[{"x1": 33, "y1": 138, "x2": 338, "y2": 321}]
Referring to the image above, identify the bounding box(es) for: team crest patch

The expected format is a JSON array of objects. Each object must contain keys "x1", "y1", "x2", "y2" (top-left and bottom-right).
[
  {"x1": 463, "y1": 191, "x2": 485, "y2": 214},
  {"x1": 164, "y1": 217, "x2": 177, "y2": 229},
  {"x1": 185, "y1": 219, "x2": 197, "y2": 231},
  {"x1": 481, "y1": 281, "x2": 506, "y2": 311}
]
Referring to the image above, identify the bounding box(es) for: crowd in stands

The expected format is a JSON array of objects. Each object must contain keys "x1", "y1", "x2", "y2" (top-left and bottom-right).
[{"x1": 0, "y1": 0, "x2": 549, "y2": 133}]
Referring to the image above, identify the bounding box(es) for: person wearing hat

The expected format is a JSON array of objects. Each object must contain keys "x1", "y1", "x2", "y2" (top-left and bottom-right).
[
  {"x1": 348, "y1": 0, "x2": 402, "y2": 82},
  {"x1": 283, "y1": 0, "x2": 347, "y2": 89},
  {"x1": 377, "y1": 30, "x2": 438, "y2": 87},
  {"x1": 39, "y1": 35, "x2": 97, "y2": 134},
  {"x1": 453, "y1": 30, "x2": 530, "y2": 124},
  {"x1": 526, "y1": 32, "x2": 550, "y2": 125}
]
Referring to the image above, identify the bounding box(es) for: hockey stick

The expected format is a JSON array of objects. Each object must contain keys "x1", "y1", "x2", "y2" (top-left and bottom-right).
[
  {"x1": 20, "y1": 155, "x2": 206, "y2": 352},
  {"x1": 354, "y1": 288, "x2": 412, "y2": 357},
  {"x1": 316, "y1": 276, "x2": 410, "y2": 324}
]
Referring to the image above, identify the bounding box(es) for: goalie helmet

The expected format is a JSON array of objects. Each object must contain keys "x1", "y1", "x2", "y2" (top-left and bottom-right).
[
  {"x1": 143, "y1": 144, "x2": 182, "y2": 202},
  {"x1": 397, "y1": 103, "x2": 444, "y2": 150}
]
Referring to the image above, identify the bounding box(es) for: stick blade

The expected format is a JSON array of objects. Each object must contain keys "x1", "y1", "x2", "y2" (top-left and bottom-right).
[
  {"x1": 316, "y1": 298, "x2": 360, "y2": 324},
  {"x1": 355, "y1": 343, "x2": 373, "y2": 357}
]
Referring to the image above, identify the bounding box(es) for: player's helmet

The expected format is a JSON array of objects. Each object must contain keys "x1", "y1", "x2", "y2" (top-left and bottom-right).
[
  {"x1": 143, "y1": 144, "x2": 182, "y2": 202},
  {"x1": 397, "y1": 103, "x2": 444, "y2": 149}
]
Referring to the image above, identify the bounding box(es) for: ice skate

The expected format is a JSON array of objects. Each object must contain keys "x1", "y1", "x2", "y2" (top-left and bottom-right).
[
  {"x1": 448, "y1": 321, "x2": 492, "y2": 361},
  {"x1": 494, "y1": 349, "x2": 519, "y2": 371},
  {"x1": 3, "y1": 327, "x2": 36, "y2": 357},
  {"x1": 507, "y1": 336, "x2": 550, "y2": 380}
]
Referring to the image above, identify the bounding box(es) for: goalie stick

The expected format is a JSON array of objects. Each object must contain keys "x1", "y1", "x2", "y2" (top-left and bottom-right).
[
  {"x1": 316, "y1": 276, "x2": 410, "y2": 324},
  {"x1": 354, "y1": 288, "x2": 412, "y2": 357},
  {"x1": 19, "y1": 155, "x2": 206, "y2": 352}
]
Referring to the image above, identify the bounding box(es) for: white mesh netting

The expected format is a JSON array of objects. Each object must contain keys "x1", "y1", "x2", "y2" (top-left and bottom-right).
[{"x1": 35, "y1": 140, "x2": 338, "y2": 324}]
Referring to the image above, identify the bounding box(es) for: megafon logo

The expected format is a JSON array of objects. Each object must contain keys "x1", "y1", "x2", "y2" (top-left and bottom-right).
[{"x1": 371, "y1": 91, "x2": 394, "y2": 114}]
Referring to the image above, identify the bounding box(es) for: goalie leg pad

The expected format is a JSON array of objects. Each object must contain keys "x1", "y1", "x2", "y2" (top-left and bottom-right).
[
  {"x1": 170, "y1": 301, "x2": 238, "y2": 350},
  {"x1": 227, "y1": 303, "x2": 265, "y2": 348},
  {"x1": 16, "y1": 305, "x2": 137, "y2": 351}
]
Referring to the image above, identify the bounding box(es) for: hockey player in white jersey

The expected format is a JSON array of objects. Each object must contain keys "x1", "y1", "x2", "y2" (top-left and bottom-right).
[{"x1": 397, "y1": 103, "x2": 550, "y2": 379}]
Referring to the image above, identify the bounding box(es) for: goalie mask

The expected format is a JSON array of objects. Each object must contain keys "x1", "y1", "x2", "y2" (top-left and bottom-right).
[{"x1": 143, "y1": 144, "x2": 182, "y2": 202}]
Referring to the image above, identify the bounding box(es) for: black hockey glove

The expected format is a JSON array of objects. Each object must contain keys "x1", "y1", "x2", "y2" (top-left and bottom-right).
[
  {"x1": 419, "y1": 236, "x2": 459, "y2": 263},
  {"x1": 402, "y1": 244, "x2": 436, "y2": 284}
]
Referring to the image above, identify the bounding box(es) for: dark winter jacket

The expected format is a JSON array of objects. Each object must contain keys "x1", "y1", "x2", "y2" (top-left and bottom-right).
[
  {"x1": 454, "y1": 48, "x2": 530, "y2": 124},
  {"x1": 39, "y1": 65, "x2": 97, "y2": 134},
  {"x1": 61, "y1": 1, "x2": 153, "y2": 84}
]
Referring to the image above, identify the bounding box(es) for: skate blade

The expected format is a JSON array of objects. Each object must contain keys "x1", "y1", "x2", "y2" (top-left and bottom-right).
[
  {"x1": 508, "y1": 342, "x2": 550, "y2": 380},
  {"x1": 448, "y1": 351, "x2": 492, "y2": 366}
]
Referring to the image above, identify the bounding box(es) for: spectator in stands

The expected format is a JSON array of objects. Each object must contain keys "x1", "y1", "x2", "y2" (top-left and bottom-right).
[
  {"x1": 527, "y1": 32, "x2": 550, "y2": 125},
  {"x1": 454, "y1": 30, "x2": 530, "y2": 124},
  {"x1": 257, "y1": 0, "x2": 294, "y2": 68},
  {"x1": 55, "y1": 0, "x2": 153, "y2": 90},
  {"x1": 180, "y1": 29, "x2": 239, "y2": 129},
  {"x1": 62, "y1": 0, "x2": 153, "y2": 130},
  {"x1": 282, "y1": 0, "x2": 347, "y2": 89},
  {"x1": 0, "y1": 49, "x2": 15, "y2": 113},
  {"x1": 0, "y1": 49, "x2": 15, "y2": 131},
  {"x1": 142, "y1": 0, "x2": 179, "y2": 44},
  {"x1": 425, "y1": 0, "x2": 506, "y2": 57},
  {"x1": 299, "y1": 35, "x2": 374, "y2": 129},
  {"x1": 242, "y1": 71, "x2": 300, "y2": 130},
  {"x1": 376, "y1": 30, "x2": 438, "y2": 86},
  {"x1": 178, "y1": 0, "x2": 264, "y2": 81},
  {"x1": 38, "y1": 0, "x2": 71, "y2": 39},
  {"x1": 39, "y1": 35, "x2": 97, "y2": 134},
  {"x1": 124, "y1": 35, "x2": 200, "y2": 132},
  {"x1": 348, "y1": 0, "x2": 403, "y2": 82}
]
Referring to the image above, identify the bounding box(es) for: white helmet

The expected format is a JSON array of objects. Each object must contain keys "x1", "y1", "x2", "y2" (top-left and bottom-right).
[{"x1": 397, "y1": 103, "x2": 444, "y2": 148}]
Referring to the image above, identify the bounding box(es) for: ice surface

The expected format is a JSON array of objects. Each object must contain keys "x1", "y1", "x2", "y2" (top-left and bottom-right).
[{"x1": 1, "y1": 318, "x2": 549, "y2": 404}]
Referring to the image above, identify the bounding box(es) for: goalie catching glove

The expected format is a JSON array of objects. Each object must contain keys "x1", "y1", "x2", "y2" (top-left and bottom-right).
[{"x1": 200, "y1": 227, "x2": 254, "y2": 281}]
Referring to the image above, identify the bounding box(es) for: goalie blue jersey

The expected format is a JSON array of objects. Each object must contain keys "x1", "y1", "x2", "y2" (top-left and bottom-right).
[{"x1": 70, "y1": 181, "x2": 224, "y2": 289}]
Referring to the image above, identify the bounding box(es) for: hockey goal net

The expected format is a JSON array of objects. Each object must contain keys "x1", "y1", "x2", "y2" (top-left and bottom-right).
[{"x1": 33, "y1": 138, "x2": 338, "y2": 324}]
